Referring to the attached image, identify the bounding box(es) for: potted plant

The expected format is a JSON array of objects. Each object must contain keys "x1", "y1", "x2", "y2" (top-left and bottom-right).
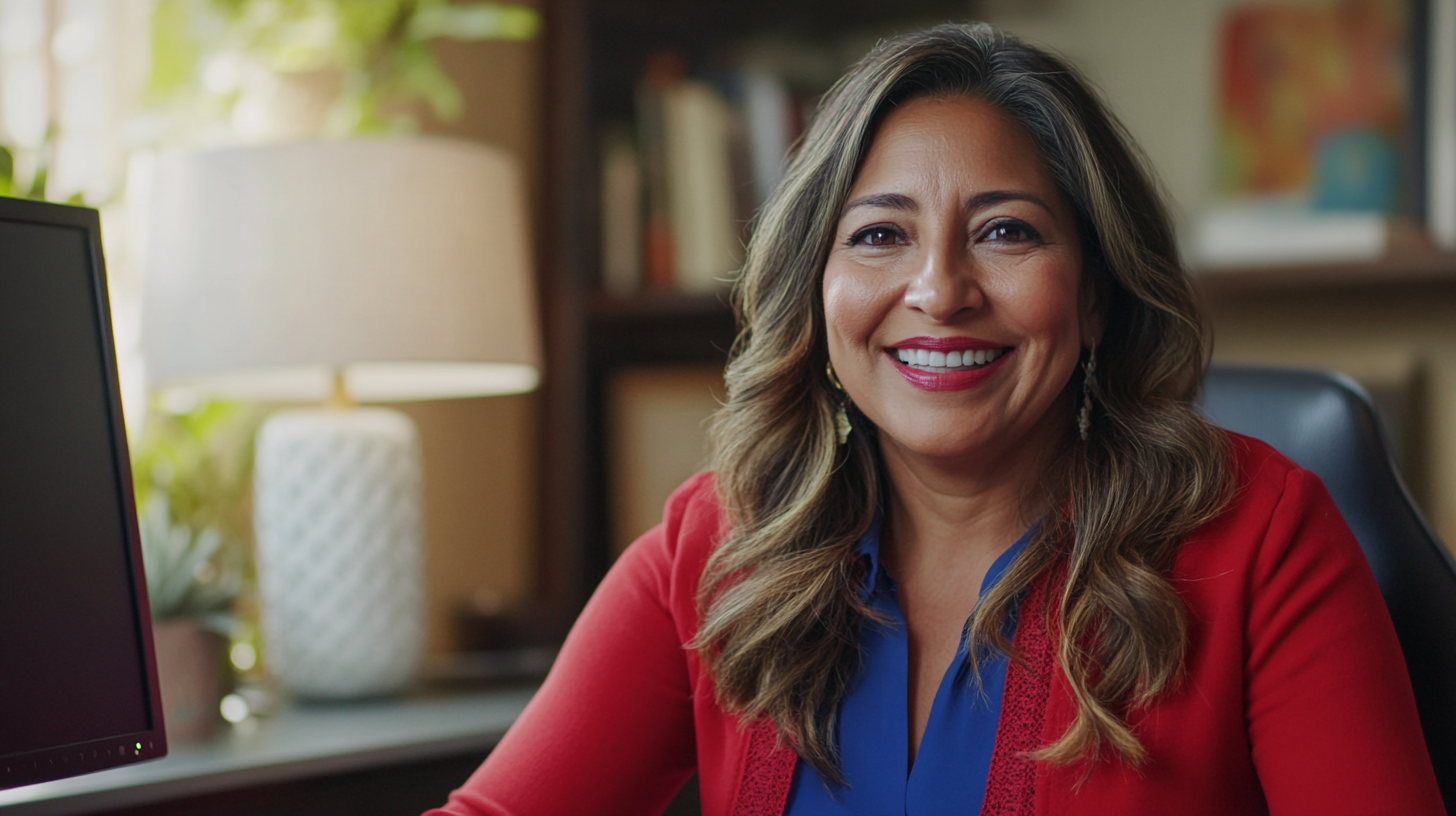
[
  {"x1": 139, "y1": 495, "x2": 242, "y2": 742},
  {"x1": 134, "y1": 397, "x2": 260, "y2": 742}
]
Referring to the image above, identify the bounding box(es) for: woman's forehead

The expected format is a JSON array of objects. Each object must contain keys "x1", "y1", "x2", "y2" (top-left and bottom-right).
[{"x1": 845, "y1": 96, "x2": 1066, "y2": 217}]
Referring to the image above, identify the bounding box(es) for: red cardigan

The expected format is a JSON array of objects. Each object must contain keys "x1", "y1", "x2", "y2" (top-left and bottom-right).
[{"x1": 428, "y1": 434, "x2": 1444, "y2": 816}]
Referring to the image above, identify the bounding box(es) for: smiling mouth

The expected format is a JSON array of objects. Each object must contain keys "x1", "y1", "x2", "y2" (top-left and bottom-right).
[{"x1": 889, "y1": 346, "x2": 1010, "y2": 371}]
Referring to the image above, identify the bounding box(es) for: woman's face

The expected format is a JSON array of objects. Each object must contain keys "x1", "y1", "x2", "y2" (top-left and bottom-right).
[{"x1": 823, "y1": 94, "x2": 1099, "y2": 469}]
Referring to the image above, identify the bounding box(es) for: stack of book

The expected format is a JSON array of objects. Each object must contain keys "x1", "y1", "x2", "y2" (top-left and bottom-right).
[{"x1": 599, "y1": 54, "x2": 811, "y2": 295}]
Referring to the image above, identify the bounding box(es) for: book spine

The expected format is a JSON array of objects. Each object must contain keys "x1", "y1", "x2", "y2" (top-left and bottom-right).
[
  {"x1": 637, "y1": 57, "x2": 681, "y2": 289},
  {"x1": 662, "y1": 79, "x2": 741, "y2": 294},
  {"x1": 1429, "y1": 0, "x2": 1456, "y2": 248},
  {"x1": 600, "y1": 126, "x2": 643, "y2": 295},
  {"x1": 742, "y1": 69, "x2": 793, "y2": 207}
]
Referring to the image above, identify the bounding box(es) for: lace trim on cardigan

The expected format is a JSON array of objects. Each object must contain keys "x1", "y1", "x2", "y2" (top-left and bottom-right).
[
  {"x1": 981, "y1": 563, "x2": 1062, "y2": 816},
  {"x1": 732, "y1": 718, "x2": 797, "y2": 816}
]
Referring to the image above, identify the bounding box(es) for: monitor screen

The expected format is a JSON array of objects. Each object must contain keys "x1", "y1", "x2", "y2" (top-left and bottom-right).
[{"x1": 0, "y1": 197, "x2": 166, "y2": 790}]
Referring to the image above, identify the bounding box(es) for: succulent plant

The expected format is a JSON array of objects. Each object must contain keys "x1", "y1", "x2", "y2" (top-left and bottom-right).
[{"x1": 138, "y1": 494, "x2": 242, "y2": 629}]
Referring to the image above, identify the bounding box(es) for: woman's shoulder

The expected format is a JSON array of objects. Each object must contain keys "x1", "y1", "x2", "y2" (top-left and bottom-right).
[
  {"x1": 1213, "y1": 428, "x2": 1333, "y2": 523},
  {"x1": 1221, "y1": 428, "x2": 1302, "y2": 490},
  {"x1": 656, "y1": 470, "x2": 728, "y2": 558},
  {"x1": 1176, "y1": 428, "x2": 1364, "y2": 582}
]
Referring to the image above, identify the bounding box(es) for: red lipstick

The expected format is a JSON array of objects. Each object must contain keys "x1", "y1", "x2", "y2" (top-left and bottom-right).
[{"x1": 885, "y1": 338, "x2": 1013, "y2": 392}]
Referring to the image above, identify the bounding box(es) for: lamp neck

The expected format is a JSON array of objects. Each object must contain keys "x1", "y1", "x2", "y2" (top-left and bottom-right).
[{"x1": 328, "y1": 369, "x2": 355, "y2": 410}]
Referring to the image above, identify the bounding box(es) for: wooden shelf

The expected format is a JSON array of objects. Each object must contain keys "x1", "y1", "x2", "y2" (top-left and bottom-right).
[
  {"x1": 1196, "y1": 252, "x2": 1456, "y2": 297},
  {"x1": 589, "y1": 289, "x2": 732, "y2": 321},
  {"x1": 588, "y1": 291, "x2": 738, "y2": 367},
  {"x1": 1194, "y1": 226, "x2": 1456, "y2": 297}
]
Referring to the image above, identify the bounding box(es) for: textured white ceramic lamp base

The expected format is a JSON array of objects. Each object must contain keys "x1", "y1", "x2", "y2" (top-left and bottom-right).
[{"x1": 254, "y1": 407, "x2": 424, "y2": 699}]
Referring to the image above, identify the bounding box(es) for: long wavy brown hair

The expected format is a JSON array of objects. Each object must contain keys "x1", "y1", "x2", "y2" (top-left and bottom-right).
[{"x1": 694, "y1": 23, "x2": 1231, "y2": 780}]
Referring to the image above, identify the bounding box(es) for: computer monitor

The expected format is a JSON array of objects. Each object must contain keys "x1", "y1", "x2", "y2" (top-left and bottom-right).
[{"x1": 0, "y1": 197, "x2": 167, "y2": 790}]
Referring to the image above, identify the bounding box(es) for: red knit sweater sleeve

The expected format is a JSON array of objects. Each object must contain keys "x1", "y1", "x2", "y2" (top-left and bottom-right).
[
  {"x1": 424, "y1": 474, "x2": 713, "y2": 816},
  {"x1": 1245, "y1": 467, "x2": 1444, "y2": 815}
]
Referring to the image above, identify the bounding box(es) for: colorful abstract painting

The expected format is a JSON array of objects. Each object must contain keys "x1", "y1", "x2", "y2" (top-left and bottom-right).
[{"x1": 1217, "y1": 0, "x2": 1408, "y2": 212}]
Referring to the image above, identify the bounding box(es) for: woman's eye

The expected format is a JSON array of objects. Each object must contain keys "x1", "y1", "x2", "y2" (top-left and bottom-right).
[
  {"x1": 849, "y1": 226, "x2": 901, "y2": 247},
  {"x1": 982, "y1": 220, "x2": 1039, "y2": 243}
]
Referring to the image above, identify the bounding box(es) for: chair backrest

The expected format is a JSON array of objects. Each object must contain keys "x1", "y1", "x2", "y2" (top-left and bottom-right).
[{"x1": 1201, "y1": 364, "x2": 1456, "y2": 808}]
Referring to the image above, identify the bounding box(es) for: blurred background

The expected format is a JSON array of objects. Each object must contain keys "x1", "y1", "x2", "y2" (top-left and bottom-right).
[{"x1": 0, "y1": 0, "x2": 1453, "y2": 811}]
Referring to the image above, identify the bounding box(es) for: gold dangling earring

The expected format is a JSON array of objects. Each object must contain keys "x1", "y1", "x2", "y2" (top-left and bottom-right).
[
  {"x1": 826, "y1": 362, "x2": 851, "y2": 445},
  {"x1": 1077, "y1": 344, "x2": 1096, "y2": 442}
]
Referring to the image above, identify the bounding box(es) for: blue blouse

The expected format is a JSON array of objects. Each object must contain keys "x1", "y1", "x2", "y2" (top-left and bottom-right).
[{"x1": 784, "y1": 520, "x2": 1031, "y2": 815}]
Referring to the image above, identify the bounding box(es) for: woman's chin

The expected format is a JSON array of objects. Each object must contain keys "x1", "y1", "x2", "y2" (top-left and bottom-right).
[{"x1": 878, "y1": 426, "x2": 1009, "y2": 466}]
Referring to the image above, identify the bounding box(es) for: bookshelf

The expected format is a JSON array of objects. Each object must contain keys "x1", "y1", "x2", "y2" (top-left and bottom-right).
[
  {"x1": 532, "y1": 0, "x2": 1456, "y2": 638},
  {"x1": 533, "y1": 0, "x2": 969, "y2": 635}
]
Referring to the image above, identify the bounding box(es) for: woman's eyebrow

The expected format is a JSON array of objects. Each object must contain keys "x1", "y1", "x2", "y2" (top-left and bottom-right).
[
  {"x1": 966, "y1": 190, "x2": 1054, "y2": 216},
  {"x1": 841, "y1": 192, "x2": 917, "y2": 215}
]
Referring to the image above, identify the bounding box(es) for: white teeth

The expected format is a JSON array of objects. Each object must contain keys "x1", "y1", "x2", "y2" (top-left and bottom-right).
[{"x1": 894, "y1": 346, "x2": 1006, "y2": 369}]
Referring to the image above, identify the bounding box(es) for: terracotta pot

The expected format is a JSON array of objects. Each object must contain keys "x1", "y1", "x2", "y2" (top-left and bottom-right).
[{"x1": 151, "y1": 619, "x2": 227, "y2": 743}]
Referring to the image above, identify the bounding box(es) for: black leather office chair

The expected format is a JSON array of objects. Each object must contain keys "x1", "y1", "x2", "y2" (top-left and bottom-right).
[{"x1": 1201, "y1": 364, "x2": 1456, "y2": 809}]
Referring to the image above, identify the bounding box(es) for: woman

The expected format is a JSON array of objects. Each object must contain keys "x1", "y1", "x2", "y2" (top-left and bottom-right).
[{"x1": 429, "y1": 23, "x2": 1443, "y2": 816}]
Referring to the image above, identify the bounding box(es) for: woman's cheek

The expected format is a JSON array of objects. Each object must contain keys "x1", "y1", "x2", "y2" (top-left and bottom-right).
[
  {"x1": 984, "y1": 263, "x2": 1082, "y2": 340},
  {"x1": 823, "y1": 262, "x2": 891, "y2": 348}
]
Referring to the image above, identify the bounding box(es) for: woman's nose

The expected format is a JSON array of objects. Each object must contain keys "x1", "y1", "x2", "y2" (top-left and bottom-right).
[{"x1": 902, "y1": 240, "x2": 982, "y2": 321}]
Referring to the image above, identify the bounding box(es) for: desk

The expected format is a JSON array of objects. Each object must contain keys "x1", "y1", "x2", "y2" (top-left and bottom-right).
[{"x1": 0, "y1": 687, "x2": 535, "y2": 816}]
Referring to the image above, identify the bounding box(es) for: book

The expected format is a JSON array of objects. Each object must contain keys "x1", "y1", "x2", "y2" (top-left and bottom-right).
[
  {"x1": 740, "y1": 68, "x2": 794, "y2": 207},
  {"x1": 1430, "y1": 0, "x2": 1456, "y2": 249},
  {"x1": 636, "y1": 54, "x2": 683, "y2": 289},
  {"x1": 1195, "y1": 203, "x2": 1388, "y2": 268},
  {"x1": 599, "y1": 125, "x2": 643, "y2": 295},
  {"x1": 662, "y1": 78, "x2": 741, "y2": 293}
]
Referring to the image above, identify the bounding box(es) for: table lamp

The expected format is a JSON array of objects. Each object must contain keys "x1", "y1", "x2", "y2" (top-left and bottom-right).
[{"x1": 141, "y1": 137, "x2": 541, "y2": 699}]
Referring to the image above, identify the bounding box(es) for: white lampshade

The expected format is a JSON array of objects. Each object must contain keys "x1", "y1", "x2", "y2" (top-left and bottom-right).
[{"x1": 140, "y1": 137, "x2": 541, "y2": 402}]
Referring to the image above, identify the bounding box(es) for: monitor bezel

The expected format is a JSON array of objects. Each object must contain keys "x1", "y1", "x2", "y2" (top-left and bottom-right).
[{"x1": 0, "y1": 196, "x2": 169, "y2": 791}]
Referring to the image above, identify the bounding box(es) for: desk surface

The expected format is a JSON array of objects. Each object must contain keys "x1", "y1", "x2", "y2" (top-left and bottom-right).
[{"x1": 0, "y1": 687, "x2": 535, "y2": 816}]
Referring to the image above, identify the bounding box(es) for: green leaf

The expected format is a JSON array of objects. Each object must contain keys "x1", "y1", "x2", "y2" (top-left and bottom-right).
[
  {"x1": 25, "y1": 165, "x2": 47, "y2": 200},
  {"x1": 144, "y1": 0, "x2": 525, "y2": 138},
  {"x1": 331, "y1": 0, "x2": 408, "y2": 46},
  {"x1": 138, "y1": 494, "x2": 242, "y2": 620},
  {"x1": 392, "y1": 41, "x2": 462, "y2": 121},
  {"x1": 148, "y1": 0, "x2": 205, "y2": 102},
  {"x1": 0, "y1": 145, "x2": 13, "y2": 185},
  {"x1": 409, "y1": 3, "x2": 540, "y2": 41}
]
